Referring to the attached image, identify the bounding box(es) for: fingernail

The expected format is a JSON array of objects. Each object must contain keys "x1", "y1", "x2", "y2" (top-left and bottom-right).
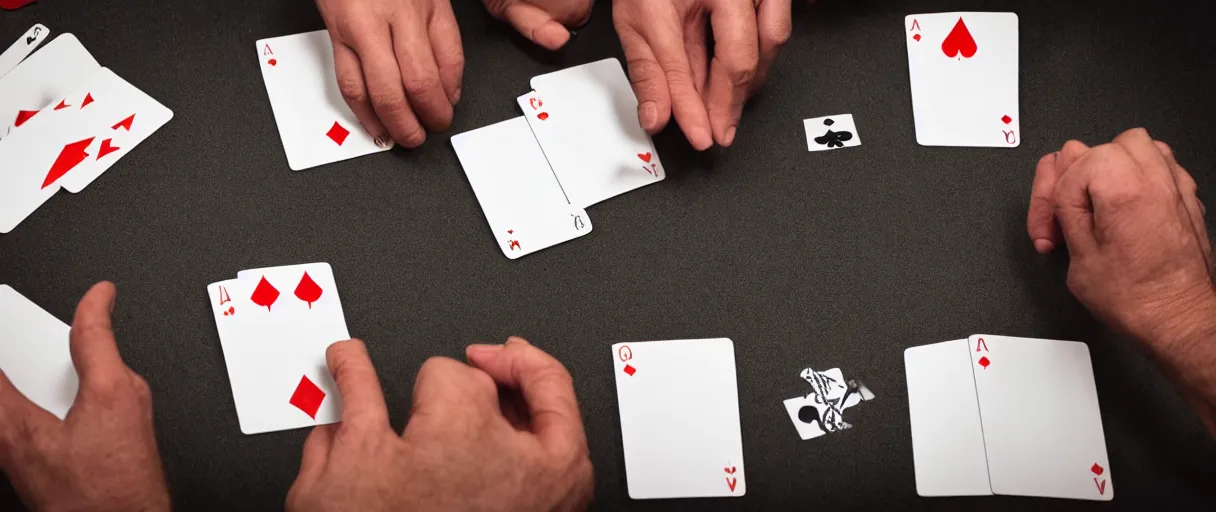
[
  {"x1": 639, "y1": 102, "x2": 658, "y2": 131},
  {"x1": 467, "y1": 344, "x2": 504, "y2": 359},
  {"x1": 373, "y1": 135, "x2": 394, "y2": 150},
  {"x1": 506, "y1": 336, "x2": 530, "y2": 346},
  {"x1": 453, "y1": 86, "x2": 462, "y2": 104},
  {"x1": 724, "y1": 126, "x2": 737, "y2": 147},
  {"x1": 1033, "y1": 239, "x2": 1055, "y2": 254}
]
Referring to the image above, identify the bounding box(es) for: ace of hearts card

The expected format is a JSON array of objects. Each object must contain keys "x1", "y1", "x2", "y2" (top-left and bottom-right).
[{"x1": 905, "y1": 12, "x2": 1020, "y2": 147}]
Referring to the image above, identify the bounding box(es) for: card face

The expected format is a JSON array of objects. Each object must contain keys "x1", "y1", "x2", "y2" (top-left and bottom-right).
[
  {"x1": 0, "y1": 68, "x2": 173, "y2": 232},
  {"x1": 0, "y1": 33, "x2": 99, "y2": 140},
  {"x1": 0, "y1": 24, "x2": 50, "y2": 80},
  {"x1": 0, "y1": 285, "x2": 77, "y2": 420},
  {"x1": 524, "y1": 59, "x2": 665, "y2": 208},
  {"x1": 804, "y1": 114, "x2": 861, "y2": 151},
  {"x1": 905, "y1": 13, "x2": 1020, "y2": 147},
  {"x1": 612, "y1": 338, "x2": 745, "y2": 499},
  {"x1": 256, "y1": 30, "x2": 389, "y2": 171},
  {"x1": 56, "y1": 69, "x2": 174, "y2": 193},
  {"x1": 209, "y1": 263, "x2": 349, "y2": 435},
  {"x1": 969, "y1": 335, "x2": 1112, "y2": 501},
  {"x1": 904, "y1": 339, "x2": 993, "y2": 497},
  {"x1": 451, "y1": 116, "x2": 592, "y2": 259}
]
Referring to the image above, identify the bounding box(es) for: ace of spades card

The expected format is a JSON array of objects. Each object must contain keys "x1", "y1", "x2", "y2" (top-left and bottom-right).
[{"x1": 905, "y1": 12, "x2": 1020, "y2": 147}]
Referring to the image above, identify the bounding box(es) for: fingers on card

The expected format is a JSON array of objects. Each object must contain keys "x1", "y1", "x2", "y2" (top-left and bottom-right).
[
  {"x1": 0, "y1": 285, "x2": 77, "y2": 420},
  {"x1": 904, "y1": 336, "x2": 1112, "y2": 501},
  {"x1": 256, "y1": 31, "x2": 391, "y2": 171},
  {"x1": 612, "y1": 338, "x2": 746, "y2": 499},
  {"x1": 209, "y1": 263, "x2": 350, "y2": 435},
  {"x1": 905, "y1": 12, "x2": 1020, "y2": 147}
]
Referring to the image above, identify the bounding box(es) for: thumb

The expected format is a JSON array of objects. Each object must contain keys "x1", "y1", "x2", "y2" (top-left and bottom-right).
[
  {"x1": 69, "y1": 282, "x2": 132, "y2": 392},
  {"x1": 466, "y1": 337, "x2": 586, "y2": 453},
  {"x1": 0, "y1": 369, "x2": 62, "y2": 467},
  {"x1": 491, "y1": 1, "x2": 572, "y2": 50}
]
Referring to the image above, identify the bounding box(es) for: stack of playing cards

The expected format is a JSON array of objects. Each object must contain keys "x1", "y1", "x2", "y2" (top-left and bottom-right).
[
  {"x1": 904, "y1": 335, "x2": 1113, "y2": 501},
  {"x1": 0, "y1": 285, "x2": 77, "y2": 419},
  {"x1": 207, "y1": 263, "x2": 350, "y2": 435},
  {"x1": 254, "y1": 30, "x2": 391, "y2": 171},
  {"x1": 905, "y1": 12, "x2": 1020, "y2": 147},
  {"x1": 453, "y1": 58, "x2": 665, "y2": 259},
  {"x1": 0, "y1": 26, "x2": 174, "y2": 234},
  {"x1": 611, "y1": 338, "x2": 745, "y2": 499}
]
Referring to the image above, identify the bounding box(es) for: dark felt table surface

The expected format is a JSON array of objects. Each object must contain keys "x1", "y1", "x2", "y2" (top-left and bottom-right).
[{"x1": 3, "y1": 0, "x2": 1216, "y2": 509}]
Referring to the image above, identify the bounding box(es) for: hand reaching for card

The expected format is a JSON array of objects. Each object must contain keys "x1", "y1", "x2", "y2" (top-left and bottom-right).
[
  {"x1": 286, "y1": 337, "x2": 593, "y2": 511},
  {"x1": 0, "y1": 282, "x2": 170, "y2": 511},
  {"x1": 316, "y1": 0, "x2": 464, "y2": 148},
  {"x1": 613, "y1": 0, "x2": 791, "y2": 150},
  {"x1": 482, "y1": 0, "x2": 594, "y2": 50},
  {"x1": 1028, "y1": 128, "x2": 1216, "y2": 434}
]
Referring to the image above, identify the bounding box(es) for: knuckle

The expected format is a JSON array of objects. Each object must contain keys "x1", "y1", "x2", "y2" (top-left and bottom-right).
[
  {"x1": 369, "y1": 91, "x2": 410, "y2": 116},
  {"x1": 402, "y1": 75, "x2": 442, "y2": 99},
  {"x1": 723, "y1": 57, "x2": 759, "y2": 87},
  {"x1": 129, "y1": 374, "x2": 153, "y2": 404},
  {"x1": 761, "y1": 24, "x2": 792, "y2": 50},
  {"x1": 337, "y1": 77, "x2": 368, "y2": 105}
]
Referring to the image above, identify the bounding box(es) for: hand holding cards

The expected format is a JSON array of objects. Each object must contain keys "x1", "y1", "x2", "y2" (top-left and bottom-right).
[{"x1": 208, "y1": 263, "x2": 351, "y2": 435}]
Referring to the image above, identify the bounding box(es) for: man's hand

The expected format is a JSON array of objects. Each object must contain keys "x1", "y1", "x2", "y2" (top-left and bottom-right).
[
  {"x1": 613, "y1": 0, "x2": 791, "y2": 150},
  {"x1": 1028, "y1": 128, "x2": 1216, "y2": 434},
  {"x1": 483, "y1": 0, "x2": 594, "y2": 50},
  {"x1": 0, "y1": 282, "x2": 170, "y2": 511},
  {"x1": 317, "y1": 0, "x2": 465, "y2": 148},
  {"x1": 286, "y1": 337, "x2": 593, "y2": 511}
]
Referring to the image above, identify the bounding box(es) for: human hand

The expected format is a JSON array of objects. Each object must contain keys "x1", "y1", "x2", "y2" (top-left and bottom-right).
[
  {"x1": 0, "y1": 282, "x2": 170, "y2": 511},
  {"x1": 1028, "y1": 128, "x2": 1215, "y2": 352},
  {"x1": 316, "y1": 0, "x2": 464, "y2": 148},
  {"x1": 613, "y1": 0, "x2": 791, "y2": 150},
  {"x1": 483, "y1": 0, "x2": 594, "y2": 50},
  {"x1": 286, "y1": 337, "x2": 593, "y2": 511}
]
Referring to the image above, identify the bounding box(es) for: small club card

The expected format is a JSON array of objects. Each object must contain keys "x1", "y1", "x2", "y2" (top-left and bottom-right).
[
  {"x1": 905, "y1": 12, "x2": 1020, "y2": 147},
  {"x1": 0, "y1": 67, "x2": 173, "y2": 233},
  {"x1": 904, "y1": 335, "x2": 1112, "y2": 501},
  {"x1": 256, "y1": 30, "x2": 390, "y2": 171},
  {"x1": 208, "y1": 263, "x2": 350, "y2": 435},
  {"x1": 0, "y1": 23, "x2": 49, "y2": 80},
  {"x1": 0, "y1": 285, "x2": 77, "y2": 420},
  {"x1": 451, "y1": 116, "x2": 592, "y2": 259},
  {"x1": 0, "y1": 33, "x2": 99, "y2": 141},
  {"x1": 524, "y1": 58, "x2": 665, "y2": 208},
  {"x1": 803, "y1": 114, "x2": 861, "y2": 152},
  {"x1": 611, "y1": 338, "x2": 746, "y2": 499}
]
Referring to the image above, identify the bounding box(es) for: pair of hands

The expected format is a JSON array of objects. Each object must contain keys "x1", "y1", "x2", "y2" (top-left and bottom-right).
[
  {"x1": 315, "y1": 0, "x2": 791, "y2": 150},
  {"x1": 0, "y1": 283, "x2": 591, "y2": 511}
]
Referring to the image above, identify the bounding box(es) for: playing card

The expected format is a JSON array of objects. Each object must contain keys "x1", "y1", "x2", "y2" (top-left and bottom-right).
[
  {"x1": 209, "y1": 263, "x2": 349, "y2": 435},
  {"x1": 524, "y1": 59, "x2": 665, "y2": 208},
  {"x1": 256, "y1": 30, "x2": 390, "y2": 171},
  {"x1": 0, "y1": 285, "x2": 77, "y2": 420},
  {"x1": 0, "y1": 33, "x2": 99, "y2": 140},
  {"x1": 904, "y1": 339, "x2": 993, "y2": 497},
  {"x1": 611, "y1": 338, "x2": 745, "y2": 499},
  {"x1": 0, "y1": 24, "x2": 49, "y2": 79},
  {"x1": 905, "y1": 12, "x2": 1020, "y2": 147},
  {"x1": 783, "y1": 395, "x2": 829, "y2": 440},
  {"x1": 803, "y1": 114, "x2": 861, "y2": 151},
  {"x1": 56, "y1": 69, "x2": 174, "y2": 193},
  {"x1": 451, "y1": 116, "x2": 592, "y2": 259},
  {"x1": 0, "y1": 68, "x2": 172, "y2": 233},
  {"x1": 969, "y1": 335, "x2": 1113, "y2": 501}
]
